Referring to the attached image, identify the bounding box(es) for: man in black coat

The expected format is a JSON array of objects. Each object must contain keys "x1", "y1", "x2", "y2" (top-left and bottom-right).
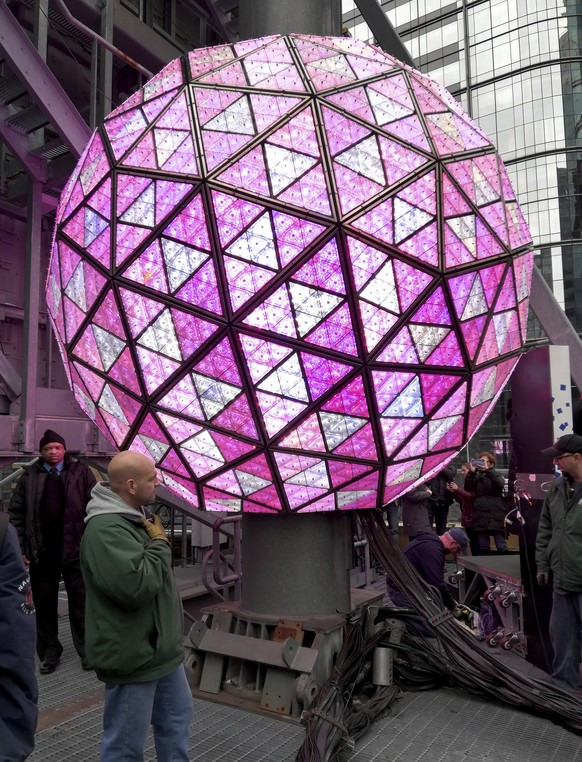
[
  {"x1": 9, "y1": 430, "x2": 96, "y2": 675},
  {"x1": 0, "y1": 513, "x2": 37, "y2": 760}
]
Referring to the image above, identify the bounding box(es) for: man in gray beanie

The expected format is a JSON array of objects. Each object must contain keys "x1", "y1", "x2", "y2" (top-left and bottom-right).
[{"x1": 9, "y1": 429, "x2": 96, "y2": 674}]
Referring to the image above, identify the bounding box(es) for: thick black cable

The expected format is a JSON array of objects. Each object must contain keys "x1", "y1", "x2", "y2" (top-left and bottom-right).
[
  {"x1": 359, "y1": 509, "x2": 582, "y2": 732},
  {"x1": 296, "y1": 617, "x2": 401, "y2": 761}
]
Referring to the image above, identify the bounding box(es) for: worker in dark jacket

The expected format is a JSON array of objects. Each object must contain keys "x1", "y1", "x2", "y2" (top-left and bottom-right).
[
  {"x1": 8, "y1": 430, "x2": 96, "y2": 674},
  {"x1": 387, "y1": 528, "x2": 469, "y2": 635},
  {"x1": 427, "y1": 464, "x2": 456, "y2": 535},
  {"x1": 463, "y1": 451, "x2": 507, "y2": 555},
  {"x1": 0, "y1": 513, "x2": 38, "y2": 761},
  {"x1": 536, "y1": 433, "x2": 582, "y2": 690}
]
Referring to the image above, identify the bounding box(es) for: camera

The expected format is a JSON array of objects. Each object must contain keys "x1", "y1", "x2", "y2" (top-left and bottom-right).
[{"x1": 471, "y1": 458, "x2": 486, "y2": 468}]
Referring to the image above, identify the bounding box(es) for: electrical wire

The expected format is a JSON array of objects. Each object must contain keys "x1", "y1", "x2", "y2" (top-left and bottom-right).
[
  {"x1": 359, "y1": 509, "x2": 582, "y2": 732},
  {"x1": 296, "y1": 617, "x2": 401, "y2": 761},
  {"x1": 298, "y1": 509, "x2": 582, "y2": 759}
]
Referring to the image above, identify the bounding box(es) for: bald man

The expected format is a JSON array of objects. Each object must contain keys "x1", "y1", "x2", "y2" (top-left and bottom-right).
[{"x1": 80, "y1": 451, "x2": 192, "y2": 761}]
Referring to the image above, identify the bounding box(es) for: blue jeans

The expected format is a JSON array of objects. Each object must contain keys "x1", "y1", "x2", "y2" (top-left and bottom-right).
[
  {"x1": 477, "y1": 531, "x2": 507, "y2": 553},
  {"x1": 549, "y1": 590, "x2": 582, "y2": 690},
  {"x1": 101, "y1": 665, "x2": 193, "y2": 761}
]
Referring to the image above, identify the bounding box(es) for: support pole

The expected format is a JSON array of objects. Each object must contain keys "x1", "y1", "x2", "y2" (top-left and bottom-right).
[
  {"x1": 19, "y1": 180, "x2": 43, "y2": 452},
  {"x1": 234, "y1": 0, "x2": 354, "y2": 621},
  {"x1": 239, "y1": 0, "x2": 341, "y2": 40},
  {"x1": 241, "y1": 512, "x2": 352, "y2": 617},
  {"x1": 98, "y1": 0, "x2": 115, "y2": 123}
]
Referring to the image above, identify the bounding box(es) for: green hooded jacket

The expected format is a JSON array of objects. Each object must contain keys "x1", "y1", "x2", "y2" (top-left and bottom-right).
[
  {"x1": 80, "y1": 482, "x2": 184, "y2": 684},
  {"x1": 535, "y1": 475, "x2": 582, "y2": 592}
]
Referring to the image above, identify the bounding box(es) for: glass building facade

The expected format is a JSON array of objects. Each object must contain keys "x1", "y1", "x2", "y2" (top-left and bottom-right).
[
  {"x1": 343, "y1": 0, "x2": 582, "y2": 335},
  {"x1": 343, "y1": 0, "x2": 582, "y2": 453}
]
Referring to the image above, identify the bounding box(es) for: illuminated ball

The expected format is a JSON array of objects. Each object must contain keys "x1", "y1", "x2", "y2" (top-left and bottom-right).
[{"x1": 48, "y1": 34, "x2": 533, "y2": 512}]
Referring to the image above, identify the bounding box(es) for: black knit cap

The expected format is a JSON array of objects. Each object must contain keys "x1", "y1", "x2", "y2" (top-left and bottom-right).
[{"x1": 39, "y1": 429, "x2": 66, "y2": 451}]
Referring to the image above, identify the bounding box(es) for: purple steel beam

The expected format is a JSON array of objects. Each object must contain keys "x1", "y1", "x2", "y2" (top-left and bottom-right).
[
  {"x1": 530, "y1": 267, "x2": 582, "y2": 389},
  {"x1": 0, "y1": 0, "x2": 90, "y2": 159},
  {"x1": 0, "y1": 104, "x2": 47, "y2": 182},
  {"x1": 353, "y1": 0, "x2": 415, "y2": 67}
]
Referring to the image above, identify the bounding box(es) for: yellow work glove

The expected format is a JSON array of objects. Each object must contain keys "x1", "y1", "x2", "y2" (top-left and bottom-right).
[{"x1": 142, "y1": 514, "x2": 169, "y2": 544}]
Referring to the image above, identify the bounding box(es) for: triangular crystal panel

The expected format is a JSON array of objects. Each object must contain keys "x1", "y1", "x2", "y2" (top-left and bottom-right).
[
  {"x1": 359, "y1": 301, "x2": 398, "y2": 353},
  {"x1": 278, "y1": 414, "x2": 327, "y2": 451},
  {"x1": 256, "y1": 391, "x2": 307, "y2": 437},
  {"x1": 272, "y1": 210, "x2": 327, "y2": 268},
  {"x1": 289, "y1": 283, "x2": 344, "y2": 337},
  {"x1": 215, "y1": 146, "x2": 271, "y2": 197},
  {"x1": 277, "y1": 164, "x2": 332, "y2": 216},
  {"x1": 243, "y1": 286, "x2": 298, "y2": 337},
  {"x1": 291, "y1": 239, "x2": 345, "y2": 293},
  {"x1": 213, "y1": 394, "x2": 259, "y2": 439},
  {"x1": 304, "y1": 302, "x2": 357, "y2": 355},
  {"x1": 224, "y1": 256, "x2": 277, "y2": 311},
  {"x1": 211, "y1": 190, "x2": 263, "y2": 248},
  {"x1": 321, "y1": 105, "x2": 371, "y2": 157},
  {"x1": 424, "y1": 330, "x2": 464, "y2": 367}
]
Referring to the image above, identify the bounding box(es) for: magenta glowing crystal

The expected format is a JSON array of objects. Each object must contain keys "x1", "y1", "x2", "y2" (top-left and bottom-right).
[{"x1": 47, "y1": 34, "x2": 534, "y2": 512}]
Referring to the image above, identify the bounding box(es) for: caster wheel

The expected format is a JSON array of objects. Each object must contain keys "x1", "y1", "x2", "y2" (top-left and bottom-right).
[
  {"x1": 499, "y1": 635, "x2": 516, "y2": 651},
  {"x1": 484, "y1": 586, "x2": 499, "y2": 602},
  {"x1": 486, "y1": 632, "x2": 500, "y2": 647},
  {"x1": 500, "y1": 592, "x2": 516, "y2": 608}
]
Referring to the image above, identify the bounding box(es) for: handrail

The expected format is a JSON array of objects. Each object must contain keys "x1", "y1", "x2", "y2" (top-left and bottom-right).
[
  {"x1": 0, "y1": 457, "x2": 39, "y2": 489},
  {"x1": 201, "y1": 515, "x2": 242, "y2": 602}
]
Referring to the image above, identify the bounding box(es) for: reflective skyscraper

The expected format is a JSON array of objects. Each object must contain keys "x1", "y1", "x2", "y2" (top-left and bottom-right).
[{"x1": 344, "y1": 0, "x2": 582, "y2": 336}]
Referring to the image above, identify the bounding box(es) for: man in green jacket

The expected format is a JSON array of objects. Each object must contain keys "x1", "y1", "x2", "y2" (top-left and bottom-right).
[
  {"x1": 536, "y1": 433, "x2": 582, "y2": 691},
  {"x1": 80, "y1": 451, "x2": 192, "y2": 761}
]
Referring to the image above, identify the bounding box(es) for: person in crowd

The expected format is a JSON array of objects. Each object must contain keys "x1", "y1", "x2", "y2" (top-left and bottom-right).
[
  {"x1": 81, "y1": 450, "x2": 192, "y2": 761},
  {"x1": 401, "y1": 483, "x2": 432, "y2": 542},
  {"x1": 447, "y1": 462, "x2": 480, "y2": 556},
  {"x1": 536, "y1": 433, "x2": 582, "y2": 691},
  {"x1": 0, "y1": 512, "x2": 38, "y2": 761},
  {"x1": 462, "y1": 452, "x2": 508, "y2": 555},
  {"x1": 427, "y1": 464, "x2": 456, "y2": 535},
  {"x1": 384, "y1": 499, "x2": 401, "y2": 549},
  {"x1": 8, "y1": 430, "x2": 96, "y2": 674},
  {"x1": 386, "y1": 527, "x2": 469, "y2": 634}
]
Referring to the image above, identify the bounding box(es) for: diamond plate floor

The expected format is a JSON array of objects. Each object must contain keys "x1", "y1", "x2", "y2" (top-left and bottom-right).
[{"x1": 29, "y1": 616, "x2": 582, "y2": 762}]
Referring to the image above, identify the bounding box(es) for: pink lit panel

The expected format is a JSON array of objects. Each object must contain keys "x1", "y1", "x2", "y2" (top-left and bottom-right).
[{"x1": 49, "y1": 34, "x2": 534, "y2": 513}]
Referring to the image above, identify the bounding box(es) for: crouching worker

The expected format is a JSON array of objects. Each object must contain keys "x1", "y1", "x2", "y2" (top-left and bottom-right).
[
  {"x1": 80, "y1": 451, "x2": 192, "y2": 762},
  {"x1": 386, "y1": 527, "x2": 469, "y2": 636}
]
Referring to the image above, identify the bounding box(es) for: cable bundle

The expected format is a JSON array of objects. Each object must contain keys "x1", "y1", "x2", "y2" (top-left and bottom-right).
[
  {"x1": 359, "y1": 509, "x2": 582, "y2": 732},
  {"x1": 297, "y1": 509, "x2": 582, "y2": 760},
  {"x1": 296, "y1": 618, "x2": 400, "y2": 761}
]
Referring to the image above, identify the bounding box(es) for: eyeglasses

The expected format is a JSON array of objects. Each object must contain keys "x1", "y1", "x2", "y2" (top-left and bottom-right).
[{"x1": 555, "y1": 453, "x2": 574, "y2": 461}]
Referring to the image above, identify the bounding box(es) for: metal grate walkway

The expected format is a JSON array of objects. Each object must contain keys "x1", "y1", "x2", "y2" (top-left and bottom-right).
[{"x1": 29, "y1": 620, "x2": 582, "y2": 762}]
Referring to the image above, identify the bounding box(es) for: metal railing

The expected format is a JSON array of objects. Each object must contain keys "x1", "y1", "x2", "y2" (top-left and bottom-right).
[
  {"x1": 200, "y1": 515, "x2": 242, "y2": 602},
  {"x1": 2, "y1": 460, "x2": 377, "y2": 605}
]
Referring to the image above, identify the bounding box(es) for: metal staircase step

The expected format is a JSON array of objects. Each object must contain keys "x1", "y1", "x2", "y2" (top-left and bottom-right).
[
  {"x1": 5, "y1": 103, "x2": 49, "y2": 133},
  {"x1": 0, "y1": 73, "x2": 26, "y2": 105},
  {"x1": 31, "y1": 138, "x2": 70, "y2": 160}
]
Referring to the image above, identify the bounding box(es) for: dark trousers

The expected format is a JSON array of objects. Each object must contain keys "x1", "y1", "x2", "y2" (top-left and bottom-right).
[
  {"x1": 466, "y1": 527, "x2": 480, "y2": 557},
  {"x1": 428, "y1": 501, "x2": 449, "y2": 535},
  {"x1": 29, "y1": 555, "x2": 86, "y2": 661}
]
